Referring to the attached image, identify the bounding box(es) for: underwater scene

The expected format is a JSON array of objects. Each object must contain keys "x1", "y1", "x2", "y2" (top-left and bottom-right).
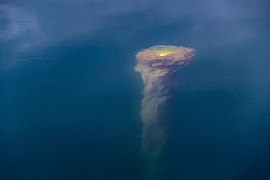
[{"x1": 1, "y1": 0, "x2": 270, "y2": 179}]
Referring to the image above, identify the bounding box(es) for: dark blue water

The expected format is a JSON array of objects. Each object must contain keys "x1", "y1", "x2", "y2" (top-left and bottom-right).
[{"x1": 1, "y1": 1, "x2": 270, "y2": 180}]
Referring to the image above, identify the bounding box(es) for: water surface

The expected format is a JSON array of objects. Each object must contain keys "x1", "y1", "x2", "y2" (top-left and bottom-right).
[{"x1": 1, "y1": 1, "x2": 270, "y2": 179}]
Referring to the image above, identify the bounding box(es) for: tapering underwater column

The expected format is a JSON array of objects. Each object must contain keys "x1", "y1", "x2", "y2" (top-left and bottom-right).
[{"x1": 135, "y1": 45, "x2": 195, "y2": 178}]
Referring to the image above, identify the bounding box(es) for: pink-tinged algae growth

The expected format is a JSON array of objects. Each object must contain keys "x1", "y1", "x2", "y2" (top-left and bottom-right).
[
  {"x1": 135, "y1": 45, "x2": 196, "y2": 178},
  {"x1": 136, "y1": 45, "x2": 195, "y2": 70},
  {"x1": 135, "y1": 45, "x2": 195, "y2": 83}
]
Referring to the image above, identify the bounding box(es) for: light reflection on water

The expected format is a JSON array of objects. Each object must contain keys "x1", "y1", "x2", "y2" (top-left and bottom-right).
[{"x1": 0, "y1": 1, "x2": 270, "y2": 180}]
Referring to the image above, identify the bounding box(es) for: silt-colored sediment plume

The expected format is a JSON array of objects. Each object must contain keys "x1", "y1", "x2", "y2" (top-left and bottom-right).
[{"x1": 135, "y1": 45, "x2": 195, "y2": 177}]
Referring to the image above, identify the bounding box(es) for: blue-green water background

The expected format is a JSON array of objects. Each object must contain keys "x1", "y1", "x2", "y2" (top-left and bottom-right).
[{"x1": 1, "y1": 0, "x2": 270, "y2": 179}]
